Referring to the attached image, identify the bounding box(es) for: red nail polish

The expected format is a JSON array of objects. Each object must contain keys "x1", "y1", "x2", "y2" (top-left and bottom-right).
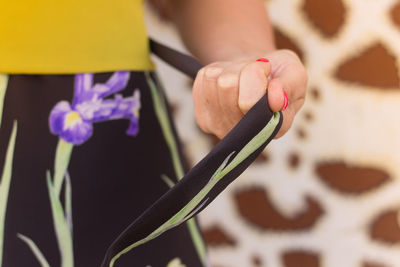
[
  {"x1": 256, "y1": 58, "x2": 269, "y2": 63},
  {"x1": 283, "y1": 90, "x2": 289, "y2": 110}
]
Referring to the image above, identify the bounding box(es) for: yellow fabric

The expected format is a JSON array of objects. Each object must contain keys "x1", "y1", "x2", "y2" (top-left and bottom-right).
[{"x1": 0, "y1": 0, "x2": 154, "y2": 74}]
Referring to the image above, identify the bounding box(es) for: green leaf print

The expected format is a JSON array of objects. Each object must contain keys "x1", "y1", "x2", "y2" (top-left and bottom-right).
[
  {"x1": 65, "y1": 172, "x2": 73, "y2": 232},
  {"x1": 161, "y1": 174, "x2": 175, "y2": 189},
  {"x1": 46, "y1": 171, "x2": 74, "y2": 267},
  {"x1": 167, "y1": 257, "x2": 186, "y2": 267},
  {"x1": 54, "y1": 140, "x2": 73, "y2": 197},
  {"x1": 0, "y1": 74, "x2": 8, "y2": 127},
  {"x1": 0, "y1": 121, "x2": 17, "y2": 267},
  {"x1": 17, "y1": 234, "x2": 50, "y2": 267},
  {"x1": 109, "y1": 98, "x2": 281, "y2": 266},
  {"x1": 145, "y1": 72, "x2": 207, "y2": 266},
  {"x1": 146, "y1": 72, "x2": 184, "y2": 180}
]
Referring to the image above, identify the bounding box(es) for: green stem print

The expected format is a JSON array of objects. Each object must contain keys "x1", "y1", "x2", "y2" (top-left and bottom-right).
[
  {"x1": 54, "y1": 140, "x2": 73, "y2": 197},
  {"x1": 145, "y1": 72, "x2": 207, "y2": 266},
  {"x1": 0, "y1": 74, "x2": 8, "y2": 127},
  {"x1": 146, "y1": 73, "x2": 184, "y2": 180},
  {"x1": 108, "y1": 72, "x2": 281, "y2": 266},
  {"x1": 19, "y1": 139, "x2": 74, "y2": 267},
  {"x1": 167, "y1": 257, "x2": 186, "y2": 267},
  {"x1": 0, "y1": 74, "x2": 17, "y2": 267},
  {"x1": 17, "y1": 234, "x2": 50, "y2": 267},
  {"x1": 18, "y1": 134, "x2": 74, "y2": 266},
  {"x1": 65, "y1": 172, "x2": 73, "y2": 232},
  {"x1": 47, "y1": 170, "x2": 74, "y2": 267},
  {"x1": 43, "y1": 71, "x2": 137, "y2": 266},
  {"x1": 161, "y1": 174, "x2": 176, "y2": 189},
  {"x1": 109, "y1": 107, "x2": 280, "y2": 266},
  {"x1": 2, "y1": 72, "x2": 142, "y2": 266},
  {"x1": 0, "y1": 122, "x2": 17, "y2": 267}
]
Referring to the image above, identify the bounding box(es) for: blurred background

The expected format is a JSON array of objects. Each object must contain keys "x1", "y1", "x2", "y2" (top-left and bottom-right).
[{"x1": 145, "y1": 0, "x2": 400, "y2": 266}]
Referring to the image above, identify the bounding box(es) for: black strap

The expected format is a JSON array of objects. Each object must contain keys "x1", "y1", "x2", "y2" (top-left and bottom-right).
[
  {"x1": 101, "y1": 39, "x2": 282, "y2": 267},
  {"x1": 149, "y1": 39, "x2": 203, "y2": 79}
]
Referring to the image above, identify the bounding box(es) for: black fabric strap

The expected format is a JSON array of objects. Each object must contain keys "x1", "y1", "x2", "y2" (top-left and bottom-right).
[
  {"x1": 101, "y1": 39, "x2": 283, "y2": 267},
  {"x1": 149, "y1": 39, "x2": 203, "y2": 79}
]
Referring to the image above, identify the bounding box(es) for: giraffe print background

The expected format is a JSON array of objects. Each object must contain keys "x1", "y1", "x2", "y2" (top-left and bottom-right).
[{"x1": 145, "y1": 0, "x2": 400, "y2": 266}]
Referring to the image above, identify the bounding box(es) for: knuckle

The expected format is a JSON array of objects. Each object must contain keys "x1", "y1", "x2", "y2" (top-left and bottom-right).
[
  {"x1": 204, "y1": 66, "x2": 223, "y2": 79},
  {"x1": 247, "y1": 61, "x2": 265, "y2": 72},
  {"x1": 217, "y1": 73, "x2": 238, "y2": 89},
  {"x1": 197, "y1": 67, "x2": 206, "y2": 77},
  {"x1": 248, "y1": 62, "x2": 267, "y2": 75},
  {"x1": 195, "y1": 68, "x2": 206, "y2": 83}
]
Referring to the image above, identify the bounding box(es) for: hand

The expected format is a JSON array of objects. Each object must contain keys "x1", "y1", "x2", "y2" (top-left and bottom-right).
[{"x1": 192, "y1": 49, "x2": 307, "y2": 139}]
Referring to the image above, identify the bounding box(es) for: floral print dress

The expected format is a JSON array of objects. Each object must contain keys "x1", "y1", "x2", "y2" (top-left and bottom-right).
[{"x1": 0, "y1": 71, "x2": 204, "y2": 267}]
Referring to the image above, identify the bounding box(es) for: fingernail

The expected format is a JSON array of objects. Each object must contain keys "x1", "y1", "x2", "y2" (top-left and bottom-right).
[
  {"x1": 282, "y1": 90, "x2": 289, "y2": 111},
  {"x1": 256, "y1": 58, "x2": 270, "y2": 63}
]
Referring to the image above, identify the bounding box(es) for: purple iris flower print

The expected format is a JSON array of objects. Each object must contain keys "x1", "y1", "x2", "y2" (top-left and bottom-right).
[{"x1": 49, "y1": 71, "x2": 141, "y2": 145}]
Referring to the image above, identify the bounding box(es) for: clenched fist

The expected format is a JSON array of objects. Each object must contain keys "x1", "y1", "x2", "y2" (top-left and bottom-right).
[{"x1": 192, "y1": 49, "x2": 308, "y2": 139}]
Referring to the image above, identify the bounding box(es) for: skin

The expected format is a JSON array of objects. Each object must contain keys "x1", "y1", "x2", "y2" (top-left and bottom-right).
[{"x1": 158, "y1": 0, "x2": 308, "y2": 139}]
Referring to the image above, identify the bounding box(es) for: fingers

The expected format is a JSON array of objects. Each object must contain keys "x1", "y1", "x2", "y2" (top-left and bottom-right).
[
  {"x1": 238, "y1": 61, "x2": 271, "y2": 114},
  {"x1": 216, "y1": 62, "x2": 248, "y2": 127},
  {"x1": 266, "y1": 51, "x2": 308, "y2": 138},
  {"x1": 193, "y1": 62, "x2": 229, "y2": 135},
  {"x1": 192, "y1": 68, "x2": 211, "y2": 133},
  {"x1": 192, "y1": 49, "x2": 307, "y2": 140},
  {"x1": 194, "y1": 60, "x2": 273, "y2": 138},
  {"x1": 267, "y1": 78, "x2": 285, "y2": 112},
  {"x1": 268, "y1": 50, "x2": 307, "y2": 113}
]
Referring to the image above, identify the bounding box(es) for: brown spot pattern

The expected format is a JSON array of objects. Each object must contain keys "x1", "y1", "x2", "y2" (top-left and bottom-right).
[
  {"x1": 390, "y1": 2, "x2": 400, "y2": 29},
  {"x1": 296, "y1": 128, "x2": 307, "y2": 140},
  {"x1": 363, "y1": 261, "x2": 389, "y2": 267},
  {"x1": 335, "y1": 43, "x2": 399, "y2": 88},
  {"x1": 234, "y1": 187, "x2": 323, "y2": 230},
  {"x1": 303, "y1": 0, "x2": 346, "y2": 37},
  {"x1": 309, "y1": 87, "x2": 321, "y2": 102},
  {"x1": 251, "y1": 255, "x2": 263, "y2": 266},
  {"x1": 282, "y1": 250, "x2": 320, "y2": 267},
  {"x1": 275, "y1": 29, "x2": 304, "y2": 61},
  {"x1": 202, "y1": 225, "x2": 236, "y2": 247},
  {"x1": 303, "y1": 111, "x2": 314, "y2": 122},
  {"x1": 288, "y1": 152, "x2": 301, "y2": 169},
  {"x1": 169, "y1": 102, "x2": 179, "y2": 116},
  {"x1": 315, "y1": 162, "x2": 390, "y2": 194},
  {"x1": 255, "y1": 151, "x2": 270, "y2": 164},
  {"x1": 370, "y1": 209, "x2": 400, "y2": 244}
]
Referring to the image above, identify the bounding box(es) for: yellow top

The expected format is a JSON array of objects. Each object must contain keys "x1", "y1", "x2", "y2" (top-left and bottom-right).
[{"x1": 0, "y1": 0, "x2": 154, "y2": 74}]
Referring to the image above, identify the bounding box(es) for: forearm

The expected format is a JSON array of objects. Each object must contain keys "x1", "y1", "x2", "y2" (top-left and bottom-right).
[{"x1": 166, "y1": 0, "x2": 276, "y2": 64}]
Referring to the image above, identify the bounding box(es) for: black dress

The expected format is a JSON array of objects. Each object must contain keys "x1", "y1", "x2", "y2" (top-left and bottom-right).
[{"x1": 0, "y1": 71, "x2": 206, "y2": 267}]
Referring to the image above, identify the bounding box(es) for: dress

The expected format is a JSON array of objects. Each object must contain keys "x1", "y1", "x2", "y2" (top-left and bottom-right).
[
  {"x1": 0, "y1": 0, "x2": 207, "y2": 265},
  {"x1": 0, "y1": 71, "x2": 206, "y2": 266},
  {"x1": 0, "y1": 54, "x2": 283, "y2": 267}
]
